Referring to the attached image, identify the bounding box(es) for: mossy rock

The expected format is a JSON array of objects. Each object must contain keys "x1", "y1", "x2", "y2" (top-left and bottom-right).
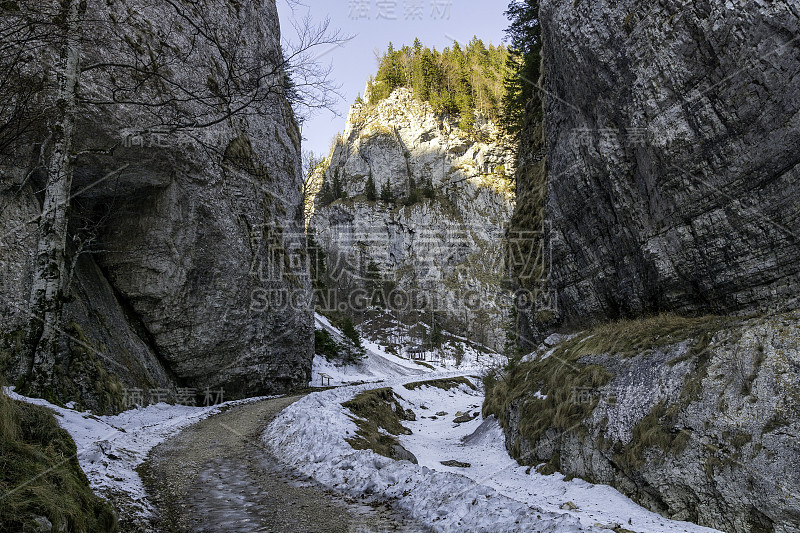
[
  {"x1": 484, "y1": 313, "x2": 730, "y2": 467},
  {"x1": 403, "y1": 376, "x2": 476, "y2": 392},
  {"x1": 342, "y1": 388, "x2": 416, "y2": 460}
]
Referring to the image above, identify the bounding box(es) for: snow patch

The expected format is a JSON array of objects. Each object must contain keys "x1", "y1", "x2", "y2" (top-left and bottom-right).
[
  {"x1": 5, "y1": 387, "x2": 268, "y2": 521},
  {"x1": 310, "y1": 313, "x2": 427, "y2": 387},
  {"x1": 265, "y1": 375, "x2": 722, "y2": 533}
]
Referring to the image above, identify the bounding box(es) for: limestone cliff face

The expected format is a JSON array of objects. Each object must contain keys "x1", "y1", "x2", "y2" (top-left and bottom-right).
[
  {"x1": 533, "y1": 0, "x2": 800, "y2": 327},
  {"x1": 310, "y1": 89, "x2": 515, "y2": 350},
  {"x1": 495, "y1": 1, "x2": 800, "y2": 531},
  {"x1": 0, "y1": 0, "x2": 312, "y2": 409},
  {"x1": 498, "y1": 315, "x2": 800, "y2": 533}
]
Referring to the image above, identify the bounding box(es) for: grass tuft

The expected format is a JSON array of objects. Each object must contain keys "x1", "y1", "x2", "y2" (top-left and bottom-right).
[
  {"x1": 341, "y1": 388, "x2": 416, "y2": 460},
  {"x1": 403, "y1": 376, "x2": 476, "y2": 391},
  {"x1": 536, "y1": 452, "x2": 561, "y2": 475},
  {"x1": 562, "y1": 313, "x2": 724, "y2": 360},
  {"x1": 58, "y1": 322, "x2": 125, "y2": 415},
  {"x1": 0, "y1": 382, "x2": 117, "y2": 531},
  {"x1": 611, "y1": 402, "x2": 690, "y2": 470},
  {"x1": 484, "y1": 313, "x2": 729, "y2": 467}
]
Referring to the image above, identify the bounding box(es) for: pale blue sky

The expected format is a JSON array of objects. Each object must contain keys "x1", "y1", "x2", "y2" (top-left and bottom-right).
[{"x1": 277, "y1": 0, "x2": 510, "y2": 158}]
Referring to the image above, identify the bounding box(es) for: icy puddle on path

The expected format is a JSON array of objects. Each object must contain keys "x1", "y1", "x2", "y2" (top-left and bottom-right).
[
  {"x1": 141, "y1": 395, "x2": 424, "y2": 532},
  {"x1": 397, "y1": 380, "x2": 721, "y2": 533}
]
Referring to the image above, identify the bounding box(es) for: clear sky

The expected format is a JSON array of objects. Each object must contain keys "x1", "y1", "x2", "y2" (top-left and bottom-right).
[{"x1": 276, "y1": 0, "x2": 510, "y2": 159}]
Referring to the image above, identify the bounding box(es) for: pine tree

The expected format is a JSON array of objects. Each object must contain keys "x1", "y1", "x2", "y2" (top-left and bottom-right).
[
  {"x1": 319, "y1": 181, "x2": 334, "y2": 206},
  {"x1": 430, "y1": 316, "x2": 443, "y2": 346},
  {"x1": 422, "y1": 179, "x2": 435, "y2": 199},
  {"x1": 332, "y1": 167, "x2": 344, "y2": 199},
  {"x1": 365, "y1": 260, "x2": 383, "y2": 306},
  {"x1": 369, "y1": 38, "x2": 507, "y2": 123},
  {"x1": 405, "y1": 176, "x2": 421, "y2": 205},
  {"x1": 364, "y1": 173, "x2": 377, "y2": 201},
  {"x1": 380, "y1": 178, "x2": 394, "y2": 203},
  {"x1": 458, "y1": 94, "x2": 475, "y2": 132},
  {"x1": 341, "y1": 317, "x2": 362, "y2": 348},
  {"x1": 307, "y1": 230, "x2": 327, "y2": 289},
  {"x1": 502, "y1": 0, "x2": 542, "y2": 136}
]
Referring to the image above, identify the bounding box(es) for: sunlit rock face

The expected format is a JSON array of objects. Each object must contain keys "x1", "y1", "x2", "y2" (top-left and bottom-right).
[{"x1": 310, "y1": 88, "x2": 516, "y2": 351}]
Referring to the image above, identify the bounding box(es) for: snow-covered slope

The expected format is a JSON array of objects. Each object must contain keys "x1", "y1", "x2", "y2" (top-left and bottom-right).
[
  {"x1": 397, "y1": 382, "x2": 722, "y2": 533},
  {"x1": 311, "y1": 312, "x2": 504, "y2": 387},
  {"x1": 264, "y1": 375, "x2": 723, "y2": 533},
  {"x1": 4, "y1": 387, "x2": 268, "y2": 521},
  {"x1": 310, "y1": 313, "x2": 426, "y2": 386}
]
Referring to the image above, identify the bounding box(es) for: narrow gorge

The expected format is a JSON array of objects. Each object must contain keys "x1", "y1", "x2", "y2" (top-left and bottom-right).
[{"x1": 0, "y1": 1, "x2": 798, "y2": 532}]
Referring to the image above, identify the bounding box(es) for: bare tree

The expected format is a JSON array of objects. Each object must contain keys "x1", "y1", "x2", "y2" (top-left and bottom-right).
[
  {"x1": 0, "y1": 5, "x2": 51, "y2": 163},
  {"x1": 23, "y1": 0, "x2": 84, "y2": 392},
  {"x1": 302, "y1": 150, "x2": 327, "y2": 225},
  {"x1": 1, "y1": 0, "x2": 349, "y2": 395}
]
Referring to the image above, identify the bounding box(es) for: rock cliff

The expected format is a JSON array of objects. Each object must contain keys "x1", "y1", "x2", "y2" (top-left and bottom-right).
[
  {"x1": 528, "y1": 0, "x2": 800, "y2": 329},
  {"x1": 488, "y1": 313, "x2": 800, "y2": 533},
  {"x1": 310, "y1": 88, "x2": 515, "y2": 351},
  {"x1": 0, "y1": 0, "x2": 312, "y2": 410},
  {"x1": 495, "y1": 1, "x2": 800, "y2": 531}
]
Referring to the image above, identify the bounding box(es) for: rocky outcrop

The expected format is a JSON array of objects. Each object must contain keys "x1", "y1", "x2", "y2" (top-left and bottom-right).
[
  {"x1": 0, "y1": 0, "x2": 312, "y2": 409},
  {"x1": 310, "y1": 89, "x2": 515, "y2": 351},
  {"x1": 492, "y1": 313, "x2": 800, "y2": 533},
  {"x1": 532, "y1": 0, "x2": 800, "y2": 327},
  {"x1": 498, "y1": 1, "x2": 800, "y2": 530}
]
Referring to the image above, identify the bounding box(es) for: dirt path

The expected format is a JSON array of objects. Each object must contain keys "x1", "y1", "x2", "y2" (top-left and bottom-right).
[{"x1": 139, "y1": 395, "x2": 424, "y2": 533}]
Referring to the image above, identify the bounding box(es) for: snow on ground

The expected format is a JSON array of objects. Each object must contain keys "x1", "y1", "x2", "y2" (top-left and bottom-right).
[
  {"x1": 5, "y1": 387, "x2": 268, "y2": 520},
  {"x1": 311, "y1": 312, "x2": 500, "y2": 387},
  {"x1": 265, "y1": 374, "x2": 723, "y2": 533},
  {"x1": 310, "y1": 313, "x2": 427, "y2": 386},
  {"x1": 266, "y1": 372, "x2": 590, "y2": 532},
  {"x1": 362, "y1": 318, "x2": 505, "y2": 374},
  {"x1": 6, "y1": 318, "x2": 725, "y2": 533},
  {"x1": 397, "y1": 382, "x2": 722, "y2": 533},
  {"x1": 309, "y1": 352, "x2": 420, "y2": 387}
]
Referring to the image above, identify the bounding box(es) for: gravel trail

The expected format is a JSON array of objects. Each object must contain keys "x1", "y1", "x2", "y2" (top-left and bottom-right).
[{"x1": 140, "y1": 395, "x2": 424, "y2": 532}]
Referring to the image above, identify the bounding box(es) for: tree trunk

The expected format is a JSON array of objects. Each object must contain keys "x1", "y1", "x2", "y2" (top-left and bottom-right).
[{"x1": 26, "y1": 0, "x2": 83, "y2": 394}]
